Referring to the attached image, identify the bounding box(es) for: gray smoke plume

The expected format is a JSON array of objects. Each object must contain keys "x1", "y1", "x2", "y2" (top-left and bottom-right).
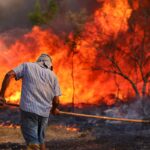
[
  {"x1": 48, "y1": 0, "x2": 100, "y2": 34},
  {"x1": 0, "y1": 0, "x2": 99, "y2": 33},
  {"x1": 0, "y1": 0, "x2": 36, "y2": 32}
]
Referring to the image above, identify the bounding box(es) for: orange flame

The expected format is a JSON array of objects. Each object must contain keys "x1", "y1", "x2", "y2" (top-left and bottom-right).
[
  {"x1": 66, "y1": 127, "x2": 79, "y2": 132},
  {"x1": 54, "y1": 125, "x2": 79, "y2": 132},
  {"x1": 0, "y1": 123, "x2": 20, "y2": 129},
  {"x1": 0, "y1": 0, "x2": 148, "y2": 106}
]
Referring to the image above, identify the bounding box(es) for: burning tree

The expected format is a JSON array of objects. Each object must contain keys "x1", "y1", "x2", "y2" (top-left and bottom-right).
[
  {"x1": 66, "y1": 10, "x2": 88, "y2": 110},
  {"x1": 84, "y1": 0, "x2": 150, "y2": 98}
]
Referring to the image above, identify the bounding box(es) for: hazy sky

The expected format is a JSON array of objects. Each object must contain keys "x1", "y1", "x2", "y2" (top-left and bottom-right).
[
  {"x1": 0, "y1": 0, "x2": 99, "y2": 33},
  {"x1": 0, "y1": 0, "x2": 36, "y2": 32}
]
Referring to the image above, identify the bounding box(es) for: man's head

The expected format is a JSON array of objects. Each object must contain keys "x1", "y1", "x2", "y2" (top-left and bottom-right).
[{"x1": 36, "y1": 54, "x2": 53, "y2": 69}]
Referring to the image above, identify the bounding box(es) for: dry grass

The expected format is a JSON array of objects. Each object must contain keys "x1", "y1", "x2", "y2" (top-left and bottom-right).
[
  {"x1": 0, "y1": 127, "x2": 23, "y2": 143},
  {"x1": 0, "y1": 124, "x2": 150, "y2": 150},
  {"x1": 0, "y1": 125, "x2": 89, "y2": 144}
]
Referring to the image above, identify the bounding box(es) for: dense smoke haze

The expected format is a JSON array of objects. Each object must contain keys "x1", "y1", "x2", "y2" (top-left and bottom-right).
[
  {"x1": 0, "y1": 0, "x2": 35, "y2": 32},
  {"x1": 0, "y1": 0, "x2": 99, "y2": 33}
]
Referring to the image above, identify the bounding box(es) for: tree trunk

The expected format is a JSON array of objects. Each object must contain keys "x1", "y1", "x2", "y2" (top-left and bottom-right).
[
  {"x1": 142, "y1": 80, "x2": 148, "y2": 97},
  {"x1": 130, "y1": 81, "x2": 140, "y2": 97},
  {"x1": 119, "y1": 73, "x2": 140, "y2": 97}
]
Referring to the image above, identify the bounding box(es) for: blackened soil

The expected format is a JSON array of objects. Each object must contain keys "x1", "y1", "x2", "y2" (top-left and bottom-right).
[{"x1": 0, "y1": 135, "x2": 149, "y2": 150}]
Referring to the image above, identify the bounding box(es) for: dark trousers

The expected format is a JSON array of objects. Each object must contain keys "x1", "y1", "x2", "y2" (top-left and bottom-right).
[{"x1": 20, "y1": 110, "x2": 48, "y2": 144}]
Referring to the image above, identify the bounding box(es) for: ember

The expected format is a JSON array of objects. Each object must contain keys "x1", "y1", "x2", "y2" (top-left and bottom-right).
[
  {"x1": 53, "y1": 125, "x2": 79, "y2": 132},
  {"x1": 0, "y1": 122, "x2": 19, "y2": 129}
]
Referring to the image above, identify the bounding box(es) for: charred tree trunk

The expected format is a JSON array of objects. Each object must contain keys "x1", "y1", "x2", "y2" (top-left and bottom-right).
[
  {"x1": 106, "y1": 56, "x2": 140, "y2": 97},
  {"x1": 142, "y1": 73, "x2": 150, "y2": 97},
  {"x1": 125, "y1": 77, "x2": 140, "y2": 97},
  {"x1": 142, "y1": 80, "x2": 147, "y2": 97},
  {"x1": 71, "y1": 50, "x2": 75, "y2": 112}
]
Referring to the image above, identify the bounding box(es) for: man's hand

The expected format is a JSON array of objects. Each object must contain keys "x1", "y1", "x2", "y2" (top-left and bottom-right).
[
  {"x1": 0, "y1": 94, "x2": 6, "y2": 106},
  {"x1": 50, "y1": 108, "x2": 60, "y2": 115},
  {"x1": 51, "y1": 96, "x2": 60, "y2": 115}
]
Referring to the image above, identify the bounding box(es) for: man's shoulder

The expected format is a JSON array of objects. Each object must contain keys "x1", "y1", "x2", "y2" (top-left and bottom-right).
[
  {"x1": 25, "y1": 62, "x2": 35, "y2": 65},
  {"x1": 23, "y1": 62, "x2": 37, "y2": 67},
  {"x1": 51, "y1": 72, "x2": 59, "y2": 81},
  {"x1": 21, "y1": 62, "x2": 38, "y2": 71}
]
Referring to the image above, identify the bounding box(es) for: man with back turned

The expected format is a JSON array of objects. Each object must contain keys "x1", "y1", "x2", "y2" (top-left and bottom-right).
[{"x1": 0, "y1": 54, "x2": 61, "y2": 150}]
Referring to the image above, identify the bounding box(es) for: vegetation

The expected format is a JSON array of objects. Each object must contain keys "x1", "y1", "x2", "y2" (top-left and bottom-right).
[{"x1": 28, "y1": 0, "x2": 58, "y2": 25}]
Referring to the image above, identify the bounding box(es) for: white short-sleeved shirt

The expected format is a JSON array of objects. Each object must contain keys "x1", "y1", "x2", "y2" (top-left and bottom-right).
[{"x1": 13, "y1": 62, "x2": 61, "y2": 117}]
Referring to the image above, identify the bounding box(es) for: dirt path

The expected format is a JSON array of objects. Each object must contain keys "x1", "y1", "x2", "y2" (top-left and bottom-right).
[{"x1": 0, "y1": 125, "x2": 150, "y2": 150}]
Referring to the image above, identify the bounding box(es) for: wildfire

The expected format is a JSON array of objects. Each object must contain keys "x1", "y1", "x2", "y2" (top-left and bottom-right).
[
  {"x1": 94, "y1": 0, "x2": 132, "y2": 36},
  {"x1": 5, "y1": 91, "x2": 21, "y2": 104},
  {"x1": 0, "y1": 0, "x2": 149, "y2": 106}
]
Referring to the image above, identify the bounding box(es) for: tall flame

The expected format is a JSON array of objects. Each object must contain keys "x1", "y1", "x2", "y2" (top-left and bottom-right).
[{"x1": 0, "y1": 0, "x2": 149, "y2": 106}]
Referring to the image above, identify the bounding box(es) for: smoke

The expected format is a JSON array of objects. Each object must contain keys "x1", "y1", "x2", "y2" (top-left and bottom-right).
[
  {"x1": 0, "y1": 0, "x2": 99, "y2": 33},
  {"x1": 0, "y1": 0, "x2": 35, "y2": 32},
  {"x1": 57, "y1": 0, "x2": 99, "y2": 14},
  {"x1": 44, "y1": 0, "x2": 100, "y2": 34},
  {"x1": 0, "y1": 0, "x2": 100, "y2": 46},
  {"x1": 0, "y1": 0, "x2": 22, "y2": 7},
  {"x1": 104, "y1": 98, "x2": 150, "y2": 124}
]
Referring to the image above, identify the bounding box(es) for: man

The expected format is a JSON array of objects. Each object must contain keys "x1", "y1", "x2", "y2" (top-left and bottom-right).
[{"x1": 0, "y1": 54, "x2": 61, "y2": 150}]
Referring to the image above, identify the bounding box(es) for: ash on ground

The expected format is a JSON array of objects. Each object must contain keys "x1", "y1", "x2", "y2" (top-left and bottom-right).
[
  {"x1": 0, "y1": 98, "x2": 150, "y2": 149},
  {"x1": 0, "y1": 98, "x2": 150, "y2": 133}
]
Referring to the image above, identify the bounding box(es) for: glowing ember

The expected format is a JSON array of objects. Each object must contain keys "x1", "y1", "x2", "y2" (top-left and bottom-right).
[
  {"x1": 0, "y1": 123, "x2": 20, "y2": 129},
  {"x1": 66, "y1": 127, "x2": 79, "y2": 132},
  {"x1": 54, "y1": 125, "x2": 79, "y2": 132}
]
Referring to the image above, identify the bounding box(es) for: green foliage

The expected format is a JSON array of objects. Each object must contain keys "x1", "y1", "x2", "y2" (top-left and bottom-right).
[
  {"x1": 28, "y1": 0, "x2": 46, "y2": 25},
  {"x1": 28, "y1": 0, "x2": 58, "y2": 26},
  {"x1": 46, "y1": 0, "x2": 58, "y2": 19}
]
